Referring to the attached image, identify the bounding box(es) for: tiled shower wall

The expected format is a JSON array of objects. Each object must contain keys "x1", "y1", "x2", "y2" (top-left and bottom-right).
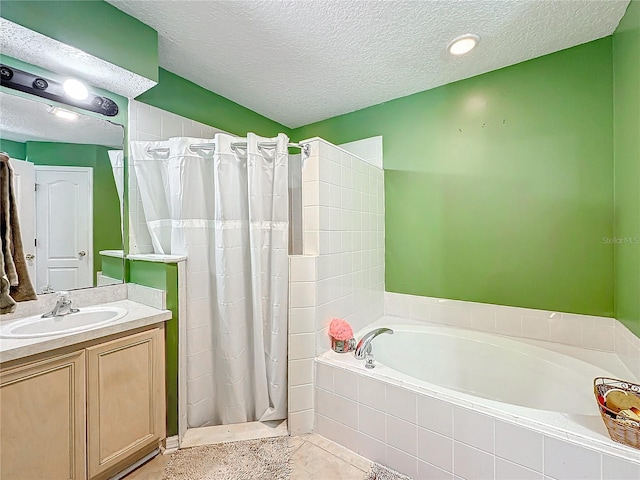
[{"x1": 288, "y1": 138, "x2": 385, "y2": 434}]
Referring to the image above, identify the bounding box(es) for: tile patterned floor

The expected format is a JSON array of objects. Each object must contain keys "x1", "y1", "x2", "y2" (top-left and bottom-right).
[{"x1": 124, "y1": 434, "x2": 371, "y2": 480}]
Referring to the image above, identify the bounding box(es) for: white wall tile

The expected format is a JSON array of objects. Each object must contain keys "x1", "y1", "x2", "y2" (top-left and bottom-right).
[
  {"x1": 359, "y1": 433, "x2": 387, "y2": 465},
  {"x1": 386, "y1": 415, "x2": 417, "y2": 456},
  {"x1": 386, "y1": 446, "x2": 418, "y2": 479},
  {"x1": 315, "y1": 362, "x2": 334, "y2": 392},
  {"x1": 290, "y1": 256, "x2": 316, "y2": 281},
  {"x1": 359, "y1": 375, "x2": 387, "y2": 412},
  {"x1": 418, "y1": 427, "x2": 453, "y2": 472},
  {"x1": 386, "y1": 384, "x2": 417, "y2": 423},
  {"x1": 315, "y1": 412, "x2": 358, "y2": 448},
  {"x1": 418, "y1": 460, "x2": 454, "y2": 480},
  {"x1": 290, "y1": 282, "x2": 316, "y2": 308},
  {"x1": 418, "y1": 394, "x2": 453, "y2": 437},
  {"x1": 289, "y1": 359, "x2": 314, "y2": 386},
  {"x1": 383, "y1": 291, "x2": 629, "y2": 356},
  {"x1": 495, "y1": 458, "x2": 543, "y2": 480},
  {"x1": 522, "y1": 316, "x2": 551, "y2": 341},
  {"x1": 316, "y1": 388, "x2": 358, "y2": 429},
  {"x1": 333, "y1": 367, "x2": 359, "y2": 401},
  {"x1": 602, "y1": 454, "x2": 640, "y2": 480},
  {"x1": 583, "y1": 322, "x2": 614, "y2": 351},
  {"x1": 338, "y1": 136, "x2": 383, "y2": 169},
  {"x1": 544, "y1": 436, "x2": 601, "y2": 480},
  {"x1": 495, "y1": 420, "x2": 543, "y2": 471},
  {"x1": 359, "y1": 404, "x2": 386, "y2": 442},
  {"x1": 289, "y1": 333, "x2": 315, "y2": 360},
  {"x1": 289, "y1": 384, "x2": 314, "y2": 412},
  {"x1": 453, "y1": 407, "x2": 494, "y2": 454},
  {"x1": 300, "y1": 139, "x2": 385, "y2": 356},
  {"x1": 289, "y1": 410, "x2": 314, "y2": 436},
  {"x1": 289, "y1": 307, "x2": 316, "y2": 334},
  {"x1": 453, "y1": 442, "x2": 494, "y2": 480}
]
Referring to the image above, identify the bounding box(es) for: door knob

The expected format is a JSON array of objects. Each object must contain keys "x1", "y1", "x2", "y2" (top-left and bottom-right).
[
  {"x1": 79, "y1": 251, "x2": 87, "y2": 257},
  {"x1": 25, "y1": 253, "x2": 35, "y2": 261}
]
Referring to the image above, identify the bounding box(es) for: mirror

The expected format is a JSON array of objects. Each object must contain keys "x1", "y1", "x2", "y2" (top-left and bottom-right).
[{"x1": 0, "y1": 91, "x2": 125, "y2": 293}]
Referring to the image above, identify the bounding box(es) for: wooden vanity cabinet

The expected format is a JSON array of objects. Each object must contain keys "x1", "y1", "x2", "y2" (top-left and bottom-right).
[
  {"x1": 0, "y1": 325, "x2": 165, "y2": 480},
  {"x1": 86, "y1": 328, "x2": 165, "y2": 479},
  {"x1": 0, "y1": 351, "x2": 87, "y2": 480}
]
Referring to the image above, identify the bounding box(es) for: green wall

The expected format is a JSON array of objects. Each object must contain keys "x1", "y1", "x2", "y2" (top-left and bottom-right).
[
  {"x1": 25, "y1": 142, "x2": 124, "y2": 284},
  {"x1": 0, "y1": 138, "x2": 26, "y2": 160},
  {"x1": 614, "y1": 1, "x2": 640, "y2": 336},
  {"x1": 294, "y1": 38, "x2": 615, "y2": 317},
  {"x1": 128, "y1": 260, "x2": 179, "y2": 437},
  {"x1": 136, "y1": 68, "x2": 292, "y2": 137},
  {"x1": 0, "y1": 1, "x2": 158, "y2": 82}
]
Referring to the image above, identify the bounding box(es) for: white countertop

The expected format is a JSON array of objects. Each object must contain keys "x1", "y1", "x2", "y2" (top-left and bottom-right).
[{"x1": 0, "y1": 300, "x2": 171, "y2": 364}]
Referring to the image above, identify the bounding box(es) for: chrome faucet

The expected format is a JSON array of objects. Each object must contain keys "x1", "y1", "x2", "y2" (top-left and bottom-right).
[
  {"x1": 354, "y1": 328, "x2": 393, "y2": 368},
  {"x1": 42, "y1": 291, "x2": 79, "y2": 318}
]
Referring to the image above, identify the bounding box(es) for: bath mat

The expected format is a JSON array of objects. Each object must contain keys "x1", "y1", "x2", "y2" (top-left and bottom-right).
[
  {"x1": 163, "y1": 436, "x2": 292, "y2": 480},
  {"x1": 363, "y1": 463, "x2": 412, "y2": 480}
]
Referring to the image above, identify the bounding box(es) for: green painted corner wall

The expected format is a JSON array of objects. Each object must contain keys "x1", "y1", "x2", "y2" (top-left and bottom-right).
[
  {"x1": 0, "y1": 138, "x2": 26, "y2": 160},
  {"x1": 0, "y1": 1, "x2": 158, "y2": 82},
  {"x1": 293, "y1": 38, "x2": 615, "y2": 317},
  {"x1": 25, "y1": 142, "x2": 123, "y2": 284},
  {"x1": 614, "y1": 0, "x2": 640, "y2": 336},
  {"x1": 128, "y1": 260, "x2": 179, "y2": 437},
  {"x1": 136, "y1": 68, "x2": 293, "y2": 138}
]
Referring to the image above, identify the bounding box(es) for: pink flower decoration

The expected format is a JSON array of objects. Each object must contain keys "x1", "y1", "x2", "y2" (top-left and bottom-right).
[{"x1": 329, "y1": 318, "x2": 353, "y2": 341}]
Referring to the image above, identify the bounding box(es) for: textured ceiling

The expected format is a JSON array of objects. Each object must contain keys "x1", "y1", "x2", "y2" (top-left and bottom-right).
[
  {"x1": 0, "y1": 92, "x2": 124, "y2": 147},
  {"x1": 0, "y1": 19, "x2": 157, "y2": 99},
  {"x1": 108, "y1": 0, "x2": 629, "y2": 128}
]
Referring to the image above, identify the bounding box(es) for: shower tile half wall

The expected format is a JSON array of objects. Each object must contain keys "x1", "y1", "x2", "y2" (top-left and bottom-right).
[{"x1": 288, "y1": 137, "x2": 385, "y2": 435}]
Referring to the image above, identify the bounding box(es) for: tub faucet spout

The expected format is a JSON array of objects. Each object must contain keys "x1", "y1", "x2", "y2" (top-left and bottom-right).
[{"x1": 354, "y1": 328, "x2": 393, "y2": 359}]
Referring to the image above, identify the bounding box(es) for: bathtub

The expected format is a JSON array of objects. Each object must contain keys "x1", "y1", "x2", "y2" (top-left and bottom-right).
[{"x1": 315, "y1": 316, "x2": 640, "y2": 479}]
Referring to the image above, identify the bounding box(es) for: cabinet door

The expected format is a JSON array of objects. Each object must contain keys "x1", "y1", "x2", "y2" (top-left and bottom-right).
[
  {"x1": 0, "y1": 351, "x2": 86, "y2": 480},
  {"x1": 86, "y1": 328, "x2": 165, "y2": 479}
]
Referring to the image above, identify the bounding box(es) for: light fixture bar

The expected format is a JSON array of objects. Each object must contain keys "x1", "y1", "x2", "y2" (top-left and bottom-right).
[{"x1": 0, "y1": 64, "x2": 119, "y2": 117}]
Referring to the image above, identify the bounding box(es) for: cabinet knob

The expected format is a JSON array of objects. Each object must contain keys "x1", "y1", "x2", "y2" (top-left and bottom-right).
[
  {"x1": 25, "y1": 253, "x2": 35, "y2": 261},
  {"x1": 79, "y1": 251, "x2": 87, "y2": 257}
]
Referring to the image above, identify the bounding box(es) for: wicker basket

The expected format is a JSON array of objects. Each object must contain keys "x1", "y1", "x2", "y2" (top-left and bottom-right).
[{"x1": 594, "y1": 377, "x2": 640, "y2": 450}]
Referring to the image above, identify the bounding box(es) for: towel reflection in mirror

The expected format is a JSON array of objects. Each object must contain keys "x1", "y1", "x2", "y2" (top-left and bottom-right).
[{"x1": 0, "y1": 151, "x2": 37, "y2": 314}]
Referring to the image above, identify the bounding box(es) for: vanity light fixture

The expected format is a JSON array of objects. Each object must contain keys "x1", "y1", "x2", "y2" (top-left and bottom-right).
[
  {"x1": 447, "y1": 34, "x2": 480, "y2": 56},
  {"x1": 49, "y1": 106, "x2": 79, "y2": 121},
  {"x1": 62, "y1": 78, "x2": 89, "y2": 100},
  {"x1": 0, "y1": 64, "x2": 119, "y2": 117}
]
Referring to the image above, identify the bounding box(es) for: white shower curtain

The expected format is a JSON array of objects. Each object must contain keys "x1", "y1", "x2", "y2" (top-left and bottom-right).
[{"x1": 131, "y1": 133, "x2": 289, "y2": 427}]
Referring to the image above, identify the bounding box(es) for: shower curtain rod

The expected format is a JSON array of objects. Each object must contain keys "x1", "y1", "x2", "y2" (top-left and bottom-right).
[{"x1": 146, "y1": 141, "x2": 310, "y2": 156}]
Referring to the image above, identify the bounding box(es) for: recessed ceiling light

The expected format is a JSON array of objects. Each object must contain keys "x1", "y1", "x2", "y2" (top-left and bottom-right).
[
  {"x1": 63, "y1": 78, "x2": 89, "y2": 100},
  {"x1": 49, "y1": 106, "x2": 79, "y2": 121},
  {"x1": 447, "y1": 34, "x2": 480, "y2": 56}
]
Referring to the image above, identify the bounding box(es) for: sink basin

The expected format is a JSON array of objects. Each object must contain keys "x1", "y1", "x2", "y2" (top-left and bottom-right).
[{"x1": 0, "y1": 306, "x2": 129, "y2": 339}]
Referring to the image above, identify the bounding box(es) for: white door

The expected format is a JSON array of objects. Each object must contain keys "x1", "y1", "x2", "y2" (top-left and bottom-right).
[
  {"x1": 9, "y1": 158, "x2": 36, "y2": 282},
  {"x1": 35, "y1": 166, "x2": 93, "y2": 291}
]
